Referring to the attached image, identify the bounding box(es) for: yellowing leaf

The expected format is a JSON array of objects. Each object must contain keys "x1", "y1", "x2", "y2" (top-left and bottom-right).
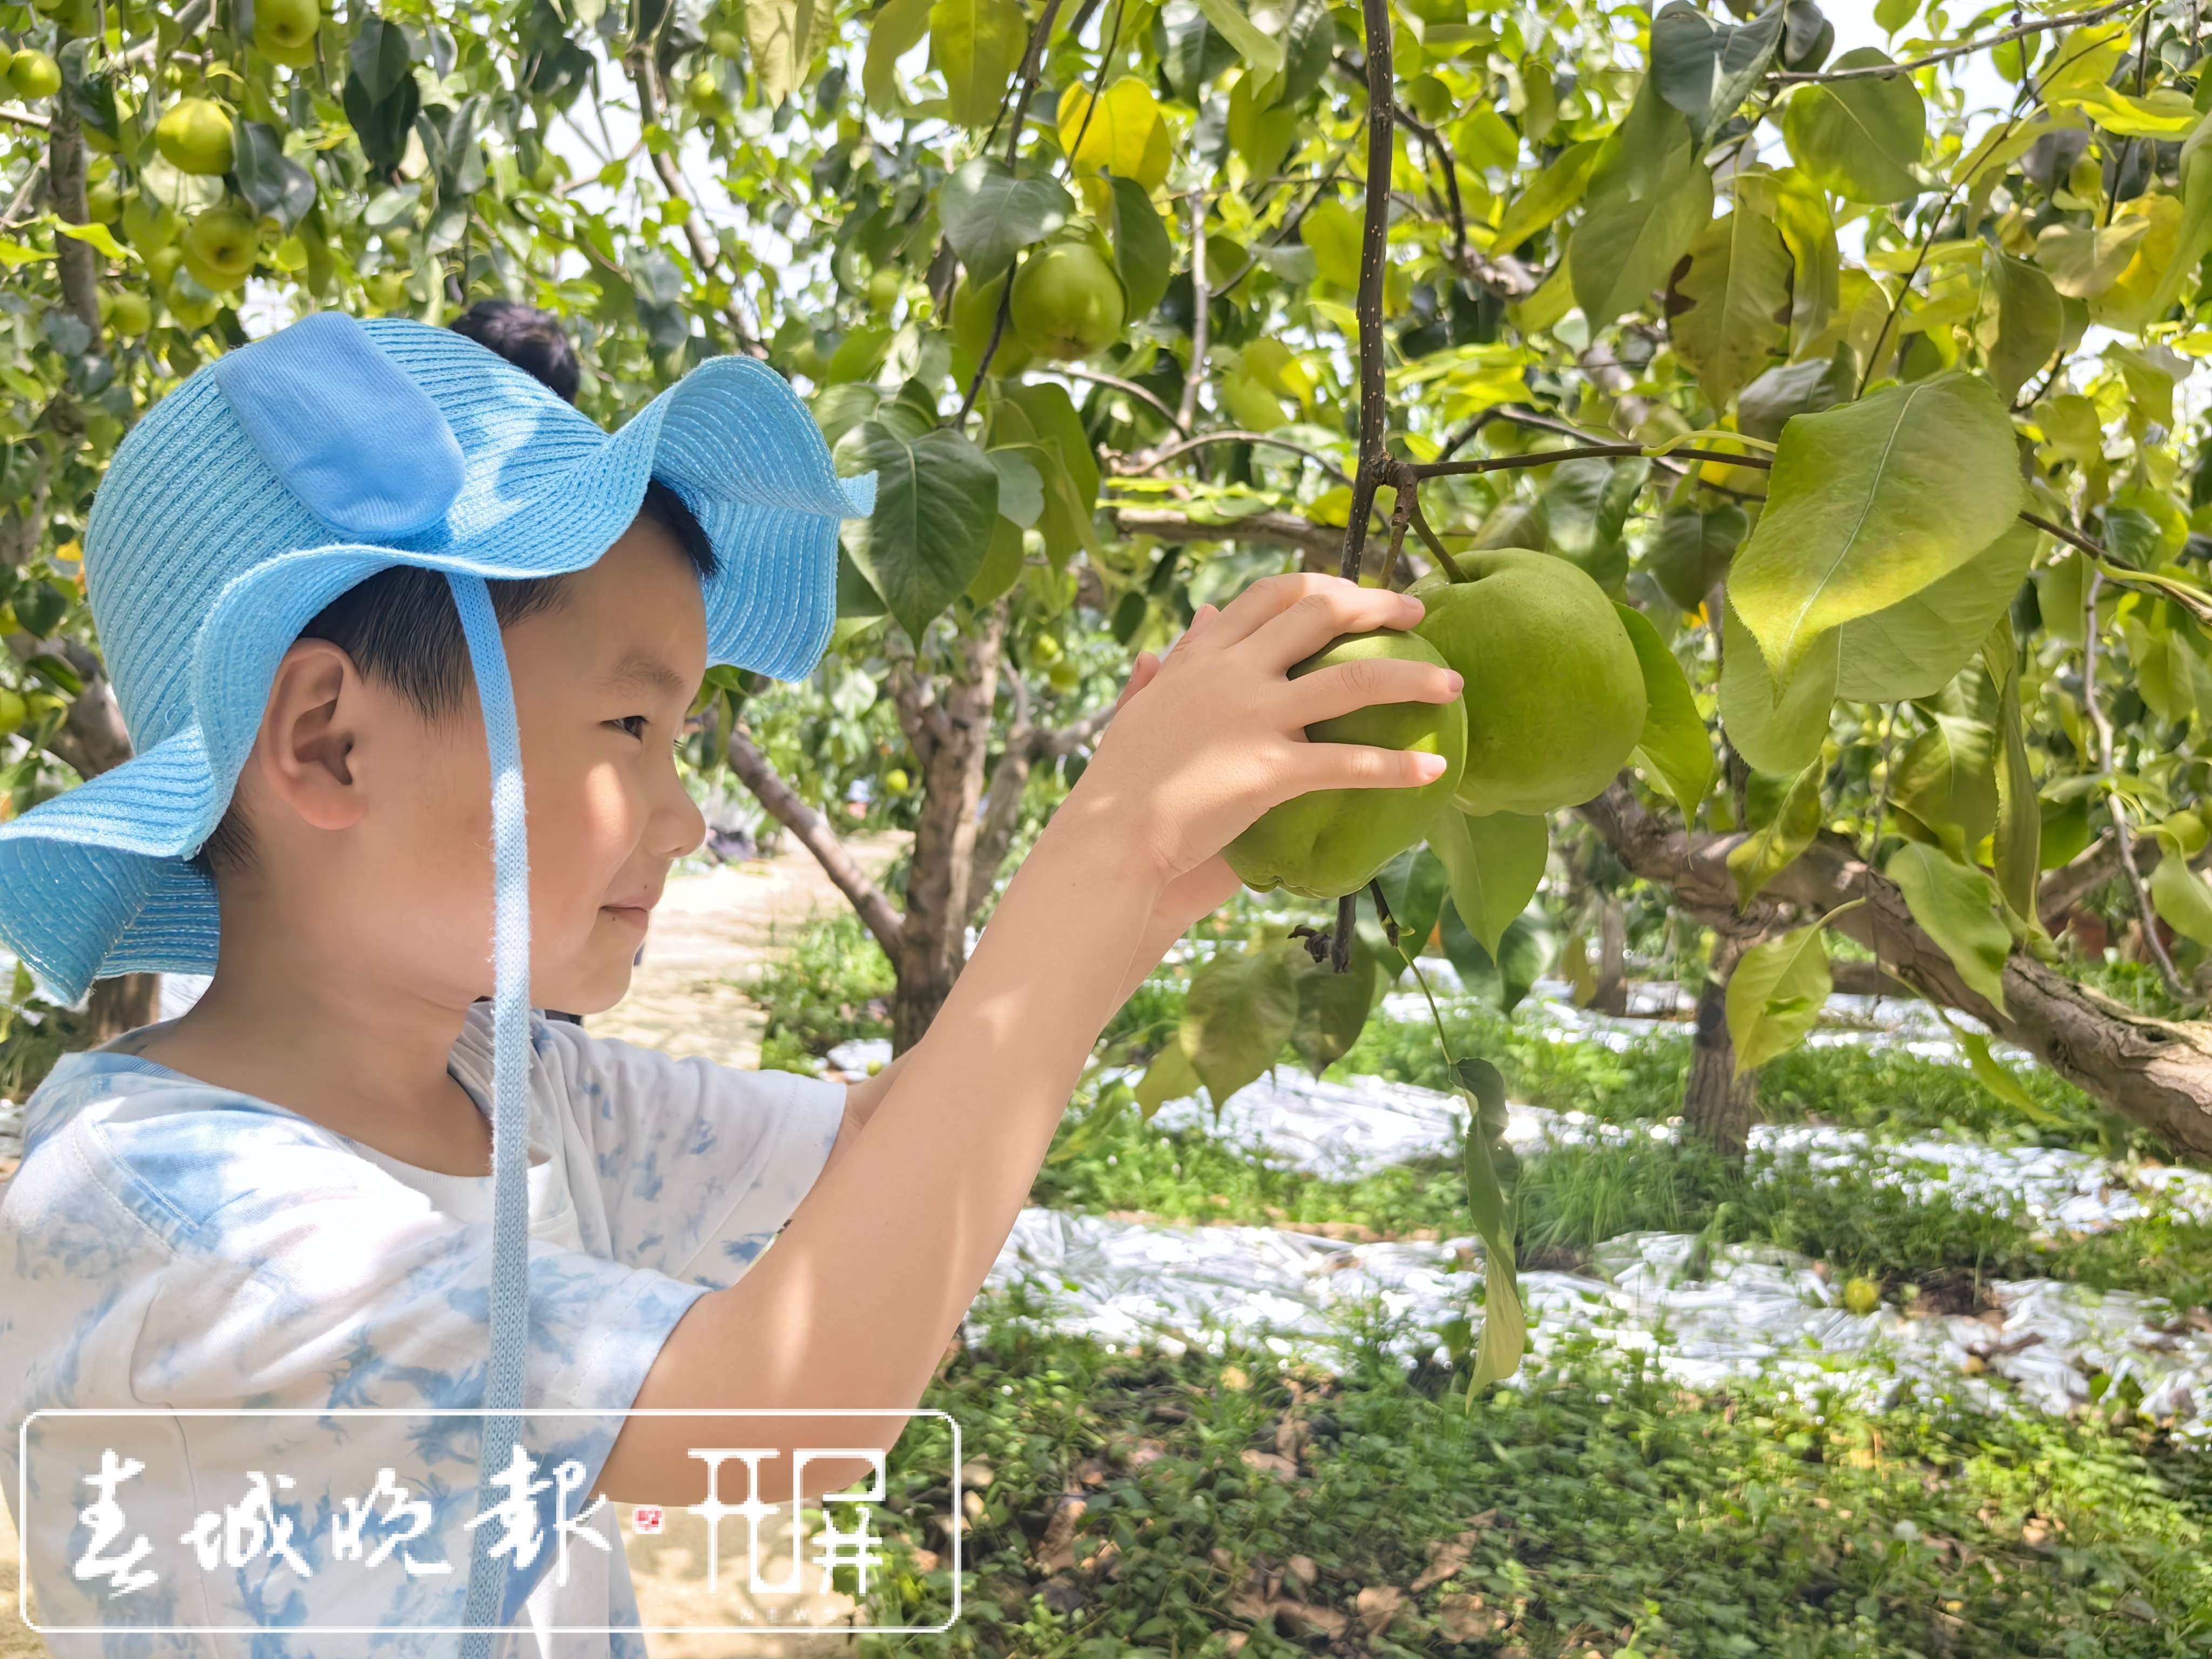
[
  {"x1": 1058, "y1": 77, "x2": 1172, "y2": 190},
  {"x1": 2035, "y1": 215, "x2": 2150, "y2": 299},
  {"x1": 2055, "y1": 84, "x2": 2202, "y2": 138},
  {"x1": 53, "y1": 220, "x2": 131, "y2": 261},
  {"x1": 1726, "y1": 923, "x2": 1833, "y2": 1074},
  {"x1": 748, "y1": 0, "x2": 837, "y2": 107},
  {"x1": 929, "y1": 0, "x2": 1026, "y2": 129}
]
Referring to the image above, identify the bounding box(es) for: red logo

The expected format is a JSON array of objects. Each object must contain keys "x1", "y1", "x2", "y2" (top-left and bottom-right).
[{"x1": 630, "y1": 1506, "x2": 664, "y2": 1535}]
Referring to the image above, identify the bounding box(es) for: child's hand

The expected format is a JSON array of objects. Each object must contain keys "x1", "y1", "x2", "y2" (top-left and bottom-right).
[{"x1": 1064, "y1": 574, "x2": 1461, "y2": 893}]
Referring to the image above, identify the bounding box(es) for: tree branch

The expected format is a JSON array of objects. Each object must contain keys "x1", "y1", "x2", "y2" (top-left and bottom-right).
[
  {"x1": 624, "y1": 50, "x2": 767, "y2": 359},
  {"x1": 1107, "y1": 504, "x2": 1343, "y2": 562},
  {"x1": 1042, "y1": 366, "x2": 1189, "y2": 434},
  {"x1": 1771, "y1": 0, "x2": 2143, "y2": 84},
  {"x1": 1177, "y1": 189, "x2": 1210, "y2": 435},
  {"x1": 1, "y1": 106, "x2": 51, "y2": 132},
  {"x1": 46, "y1": 85, "x2": 97, "y2": 340},
  {"x1": 725, "y1": 723, "x2": 906, "y2": 959},
  {"x1": 1114, "y1": 429, "x2": 1354, "y2": 487},
  {"x1": 1579, "y1": 777, "x2": 2212, "y2": 1162}
]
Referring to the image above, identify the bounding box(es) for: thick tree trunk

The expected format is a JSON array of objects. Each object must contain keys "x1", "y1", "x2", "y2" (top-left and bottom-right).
[
  {"x1": 1683, "y1": 939, "x2": 1759, "y2": 1160},
  {"x1": 1580, "y1": 778, "x2": 2212, "y2": 1164},
  {"x1": 1590, "y1": 898, "x2": 1628, "y2": 1015},
  {"x1": 892, "y1": 613, "x2": 1005, "y2": 1053}
]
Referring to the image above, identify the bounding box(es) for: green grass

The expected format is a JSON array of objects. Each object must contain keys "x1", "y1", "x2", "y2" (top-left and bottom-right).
[
  {"x1": 1033, "y1": 1083, "x2": 2212, "y2": 1310},
  {"x1": 845, "y1": 1310, "x2": 2212, "y2": 1657},
  {"x1": 748, "y1": 906, "x2": 896, "y2": 1065},
  {"x1": 1338, "y1": 1002, "x2": 2126, "y2": 1156}
]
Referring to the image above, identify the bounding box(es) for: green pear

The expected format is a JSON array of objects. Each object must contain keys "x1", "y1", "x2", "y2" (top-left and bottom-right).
[
  {"x1": 1413, "y1": 548, "x2": 1645, "y2": 817},
  {"x1": 1224, "y1": 630, "x2": 1467, "y2": 900}
]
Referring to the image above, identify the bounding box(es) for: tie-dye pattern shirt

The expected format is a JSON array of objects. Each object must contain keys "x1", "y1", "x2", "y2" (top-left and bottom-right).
[{"x1": 0, "y1": 1000, "x2": 848, "y2": 1655}]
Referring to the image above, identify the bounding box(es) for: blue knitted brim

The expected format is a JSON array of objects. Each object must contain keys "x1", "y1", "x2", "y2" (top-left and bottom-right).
[{"x1": 0, "y1": 345, "x2": 874, "y2": 1008}]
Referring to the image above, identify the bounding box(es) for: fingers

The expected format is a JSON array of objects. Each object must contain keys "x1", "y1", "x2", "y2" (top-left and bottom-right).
[
  {"x1": 1291, "y1": 655, "x2": 1462, "y2": 728},
  {"x1": 1198, "y1": 572, "x2": 1384, "y2": 650},
  {"x1": 1285, "y1": 737, "x2": 1451, "y2": 794},
  {"x1": 1244, "y1": 583, "x2": 1429, "y2": 671},
  {"x1": 1115, "y1": 650, "x2": 1161, "y2": 712}
]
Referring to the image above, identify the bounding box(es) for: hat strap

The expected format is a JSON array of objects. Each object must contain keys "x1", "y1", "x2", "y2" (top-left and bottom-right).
[{"x1": 448, "y1": 571, "x2": 534, "y2": 1653}]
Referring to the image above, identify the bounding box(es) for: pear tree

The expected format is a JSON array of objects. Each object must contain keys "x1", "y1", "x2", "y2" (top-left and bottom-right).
[{"x1": 10, "y1": 0, "x2": 2212, "y2": 1395}]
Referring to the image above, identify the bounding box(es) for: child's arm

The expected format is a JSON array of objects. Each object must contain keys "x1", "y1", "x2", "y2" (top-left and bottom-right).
[{"x1": 598, "y1": 574, "x2": 1456, "y2": 1507}]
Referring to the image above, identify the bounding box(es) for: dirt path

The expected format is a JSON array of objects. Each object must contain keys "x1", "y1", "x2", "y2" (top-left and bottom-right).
[{"x1": 1, "y1": 833, "x2": 908, "y2": 1658}]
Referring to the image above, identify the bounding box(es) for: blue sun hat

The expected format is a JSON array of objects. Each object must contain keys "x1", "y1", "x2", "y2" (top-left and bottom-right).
[{"x1": 0, "y1": 311, "x2": 874, "y2": 1649}]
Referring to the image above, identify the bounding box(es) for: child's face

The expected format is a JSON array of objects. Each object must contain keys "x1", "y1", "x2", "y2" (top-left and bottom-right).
[{"x1": 241, "y1": 512, "x2": 712, "y2": 1017}]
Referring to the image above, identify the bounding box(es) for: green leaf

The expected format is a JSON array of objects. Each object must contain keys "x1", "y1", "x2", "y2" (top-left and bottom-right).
[
  {"x1": 1957, "y1": 1027, "x2": 2063, "y2": 1125},
  {"x1": 1227, "y1": 72, "x2": 1297, "y2": 175},
  {"x1": 2034, "y1": 217, "x2": 2149, "y2": 300},
  {"x1": 1649, "y1": 0, "x2": 1784, "y2": 146},
  {"x1": 1891, "y1": 701, "x2": 1998, "y2": 864},
  {"x1": 928, "y1": 0, "x2": 1026, "y2": 127},
  {"x1": 939, "y1": 159, "x2": 1073, "y2": 278},
  {"x1": 1719, "y1": 596, "x2": 1836, "y2": 777},
  {"x1": 988, "y1": 444, "x2": 1046, "y2": 527},
  {"x1": 1299, "y1": 195, "x2": 1364, "y2": 289},
  {"x1": 835, "y1": 546, "x2": 888, "y2": 617},
  {"x1": 1983, "y1": 615, "x2": 2040, "y2": 928},
  {"x1": 840, "y1": 421, "x2": 1001, "y2": 642},
  {"x1": 1616, "y1": 602, "x2": 1715, "y2": 819},
  {"x1": 1780, "y1": 47, "x2": 1926, "y2": 203},
  {"x1": 1569, "y1": 89, "x2": 1715, "y2": 332},
  {"x1": 1107, "y1": 174, "x2": 1172, "y2": 319},
  {"x1": 1488, "y1": 138, "x2": 1599, "y2": 252},
  {"x1": 1887, "y1": 840, "x2": 2011, "y2": 1013},
  {"x1": 1728, "y1": 756, "x2": 1825, "y2": 908},
  {"x1": 1449, "y1": 1056, "x2": 1524, "y2": 1395},
  {"x1": 2150, "y1": 852, "x2": 2212, "y2": 948},
  {"x1": 2143, "y1": 120, "x2": 2212, "y2": 321},
  {"x1": 51, "y1": 219, "x2": 129, "y2": 261},
  {"x1": 1670, "y1": 199, "x2": 1795, "y2": 412},
  {"x1": 1736, "y1": 343, "x2": 1854, "y2": 444},
  {"x1": 1725, "y1": 923, "x2": 1834, "y2": 1074},
  {"x1": 864, "y1": 0, "x2": 935, "y2": 111},
  {"x1": 965, "y1": 514, "x2": 1027, "y2": 605},
  {"x1": 1290, "y1": 945, "x2": 1379, "y2": 1077},
  {"x1": 1835, "y1": 520, "x2": 2040, "y2": 703},
  {"x1": 1439, "y1": 906, "x2": 1548, "y2": 1015},
  {"x1": 1133, "y1": 1041, "x2": 1199, "y2": 1119},
  {"x1": 1178, "y1": 941, "x2": 1302, "y2": 1109},
  {"x1": 750, "y1": 0, "x2": 838, "y2": 106},
  {"x1": 1375, "y1": 844, "x2": 1450, "y2": 955},
  {"x1": 1431, "y1": 807, "x2": 1548, "y2": 960},
  {"x1": 1727, "y1": 372, "x2": 2025, "y2": 691},
  {"x1": 1982, "y1": 248, "x2": 2061, "y2": 405},
  {"x1": 1644, "y1": 505, "x2": 1746, "y2": 612},
  {"x1": 1192, "y1": 0, "x2": 1285, "y2": 78}
]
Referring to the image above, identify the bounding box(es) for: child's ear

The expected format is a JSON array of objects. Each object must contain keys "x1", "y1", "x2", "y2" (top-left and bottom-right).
[{"x1": 253, "y1": 639, "x2": 365, "y2": 833}]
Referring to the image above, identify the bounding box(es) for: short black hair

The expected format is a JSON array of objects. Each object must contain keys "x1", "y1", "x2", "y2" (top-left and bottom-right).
[
  {"x1": 449, "y1": 300, "x2": 581, "y2": 404},
  {"x1": 188, "y1": 480, "x2": 717, "y2": 882}
]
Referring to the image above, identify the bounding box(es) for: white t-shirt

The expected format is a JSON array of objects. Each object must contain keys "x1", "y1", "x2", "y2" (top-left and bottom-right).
[{"x1": 0, "y1": 1001, "x2": 848, "y2": 1656}]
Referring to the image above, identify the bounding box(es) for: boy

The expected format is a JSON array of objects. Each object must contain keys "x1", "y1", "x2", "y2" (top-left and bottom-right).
[{"x1": 0, "y1": 312, "x2": 1456, "y2": 1654}]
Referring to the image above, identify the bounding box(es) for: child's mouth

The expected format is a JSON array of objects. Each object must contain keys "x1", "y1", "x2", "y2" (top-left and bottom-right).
[{"x1": 601, "y1": 905, "x2": 651, "y2": 930}]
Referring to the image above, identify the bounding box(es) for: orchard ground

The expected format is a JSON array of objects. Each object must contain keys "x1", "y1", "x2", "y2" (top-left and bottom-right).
[{"x1": 5, "y1": 839, "x2": 2210, "y2": 1656}]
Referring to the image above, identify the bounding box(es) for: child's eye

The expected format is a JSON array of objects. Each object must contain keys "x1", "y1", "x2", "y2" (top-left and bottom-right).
[{"x1": 611, "y1": 715, "x2": 650, "y2": 739}]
